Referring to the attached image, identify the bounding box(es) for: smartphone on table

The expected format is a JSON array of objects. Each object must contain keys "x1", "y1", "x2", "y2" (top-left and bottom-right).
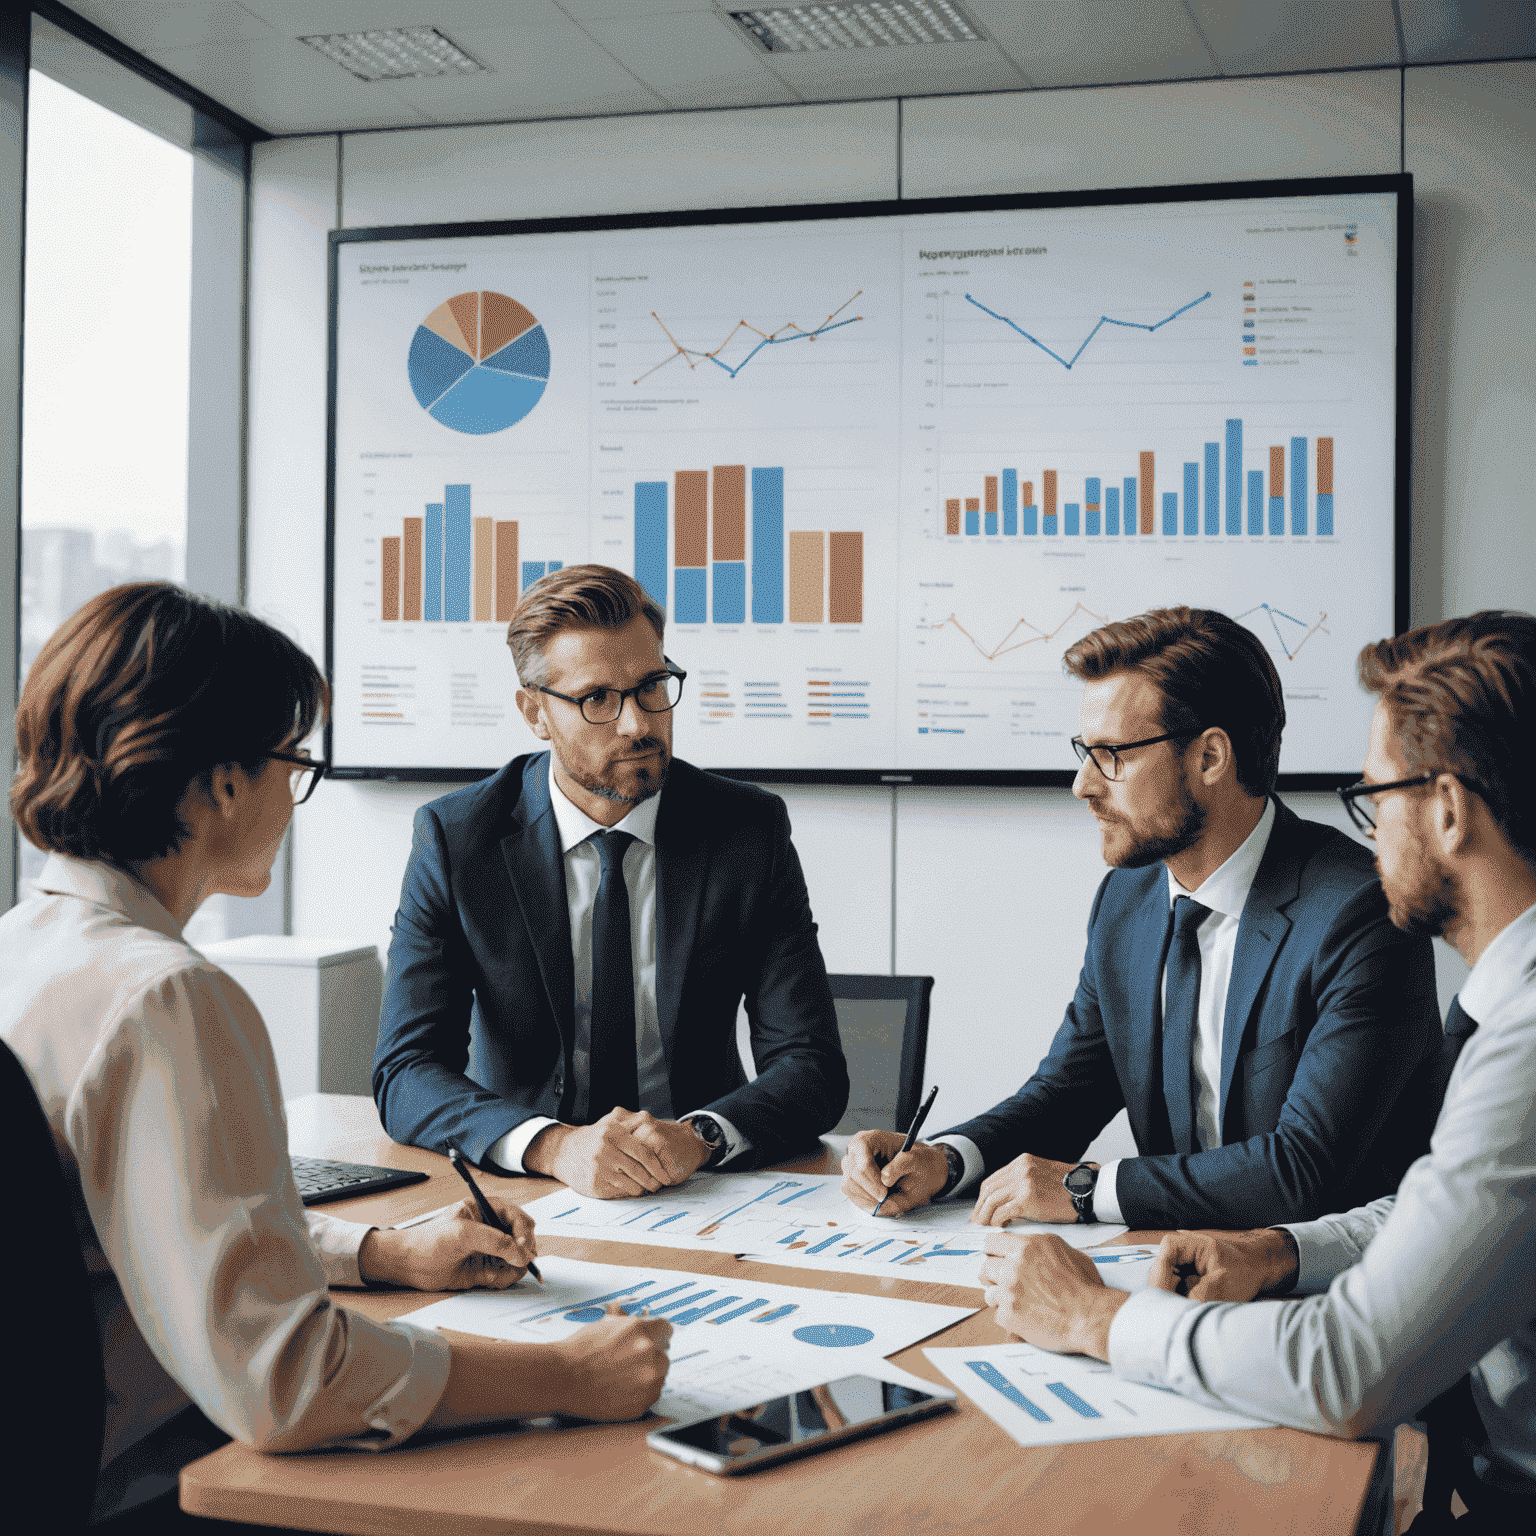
[{"x1": 646, "y1": 1375, "x2": 954, "y2": 1475}]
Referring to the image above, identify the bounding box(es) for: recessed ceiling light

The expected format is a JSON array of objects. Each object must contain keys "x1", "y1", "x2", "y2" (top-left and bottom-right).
[
  {"x1": 300, "y1": 27, "x2": 488, "y2": 83},
  {"x1": 731, "y1": 1, "x2": 982, "y2": 52}
]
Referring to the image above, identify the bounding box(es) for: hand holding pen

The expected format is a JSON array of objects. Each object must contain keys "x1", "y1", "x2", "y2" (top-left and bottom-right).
[
  {"x1": 447, "y1": 1142, "x2": 543, "y2": 1283},
  {"x1": 872, "y1": 1083, "x2": 940, "y2": 1216}
]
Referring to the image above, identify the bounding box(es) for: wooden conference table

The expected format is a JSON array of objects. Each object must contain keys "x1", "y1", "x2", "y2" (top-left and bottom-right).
[{"x1": 179, "y1": 1095, "x2": 1376, "y2": 1535}]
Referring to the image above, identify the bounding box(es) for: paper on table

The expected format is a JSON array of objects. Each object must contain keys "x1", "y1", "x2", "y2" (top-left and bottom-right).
[
  {"x1": 925, "y1": 1341, "x2": 1267, "y2": 1447},
  {"x1": 1086, "y1": 1245, "x2": 1159, "y2": 1293},
  {"x1": 404, "y1": 1254, "x2": 974, "y2": 1424}
]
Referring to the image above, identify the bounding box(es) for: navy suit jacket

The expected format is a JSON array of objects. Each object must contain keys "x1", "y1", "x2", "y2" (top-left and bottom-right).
[
  {"x1": 944, "y1": 798, "x2": 1442, "y2": 1229},
  {"x1": 373, "y1": 753, "x2": 849, "y2": 1169}
]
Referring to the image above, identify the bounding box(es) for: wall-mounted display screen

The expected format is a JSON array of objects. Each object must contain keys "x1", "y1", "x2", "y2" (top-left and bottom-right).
[{"x1": 327, "y1": 175, "x2": 1408, "y2": 784}]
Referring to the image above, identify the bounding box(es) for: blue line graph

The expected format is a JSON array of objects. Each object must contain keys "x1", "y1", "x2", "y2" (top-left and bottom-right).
[
  {"x1": 963, "y1": 290, "x2": 1211, "y2": 370},
  {"x1": 637, "y1": 293, "x2": 864, "y2": 384},
  {"x1": 1236, "y1": 602, "x2": 1330, "y2": 660}
]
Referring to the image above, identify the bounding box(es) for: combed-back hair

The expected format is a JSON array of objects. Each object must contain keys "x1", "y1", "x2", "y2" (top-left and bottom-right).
[
  {"x1": 11, "y1": 582, "x2": 328, "y2": 865},
  {"x1": 1063, "y1": 606, "x2": 1286, "y2": 796},
  {"x1": 506, "y1": 563, "x2": 666, "y2": 686},
  {"x1": 1358, "y1": 611, "x2": 1536, "y2": 865}
]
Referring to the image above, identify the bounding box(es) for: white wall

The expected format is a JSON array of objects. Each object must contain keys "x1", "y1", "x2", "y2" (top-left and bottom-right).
[{"x1": 248, "y1": 63, "x2": 1532, "y2": 1145}]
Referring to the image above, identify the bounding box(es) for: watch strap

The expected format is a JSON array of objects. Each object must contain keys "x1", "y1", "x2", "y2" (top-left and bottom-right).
[
  {"x1": 937, "y1": 1143, "x2": 965, "y2": 1198},
  {"x1": 689, "y1": 1114, "x2": 728, "y2": 1167},
  {"x1": 1064, "y1": 1161, "x2": 1098, "y2": 1224}
]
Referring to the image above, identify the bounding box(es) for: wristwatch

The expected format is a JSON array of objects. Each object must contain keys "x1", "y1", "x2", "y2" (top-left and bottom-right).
[
  {"x1": 689, "y1": 1114, "x2": 728, "y2": 1168},
  {"x1": 1063, "y1": 1162, "x2": 1099, "y2": 1224},
  {"x1": 936, "y1": 1143, "x2": 966, "y2": 1198}
]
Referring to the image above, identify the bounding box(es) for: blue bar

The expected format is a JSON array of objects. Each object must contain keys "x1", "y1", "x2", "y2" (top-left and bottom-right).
[
  {"x1": 1183, "y1": 463, "x2": 1199, "y2": 535},
  {"x1": 710, "y1": 1298, "x2": 770, "y2": 1324},
  {"x1": 1204, "y1": 444, "x2": 1219, "y2": 534},
  {"x1": 1248, "y1": 471, "x2": 1264, "y2": 535},
  {"x1": 1086, "y1": 505, "x2": 1100, "y2": 535},
  {"x1": 965, "y1": 510, "x2": 980, "y2": 535},
  {"x1": 1002, "y1": 468, "x2": 1017, "y2": 535},
  {"x1": 424, "y1": 504, "x2": 443, "y2": 621},
  {"x1": 444, "y1": 484, "x2": 471, "y2": 621},
  {"x1": 984, "y1": 511, "x2": 997, "y2": 535},
  {"x1": 865, "y1": 1239, "x2": 893, "y2": 1256},
  {"x1": 634, "y1": 482, "x2": 668, "y2": 610},
  {"x1": 1269, "y1": 495, "x2": 1285, "y2": 535},
  {"x1": 673, "y1": 1295, "x2": 740, "y2": 1326},
  {"x1": 808, "y1": 1230, "x2": 846, "y2": 1254},
  {"x1": 1106, "y1": 487, "x2": 1120, "y2": 535},
  {"x1": 1291, "y1": 436, "x2": 1308, "y2": 534},
  {"x1": 1064, "y1": 503, "x2": 1080, "y2": 536},
  {"x1": 1318, "y1": 492, "x2": 1334, "y2": 535},
  {"x1": 674, "y1": 566, "x2": 705, "y2": 624},
  {"x1": 547, "y1": 561, "x2": 562, "y2": 572},
  {"x1": 1022, "y1": 504, "x2": 1038, "y2": 535},
  {"x1": 776, "y1": 1231, "x2": 805, "y2": 1244},
  {"x1": 1123, "y1": 478, "x2": 1137, "y2": 535},
  {"x1": 1226, "y1": 419, "x2": 1243, "y2": 534},
  {"x1": 1163, "y1": 491, "x2": 1178, "y2": 536},
  {"x1": 712, "y1": 561, "x2": 745, "y2": 623},
  {"x1": 1046, "y1": 1382, "x2": 1103, "y2": 1419},
  {"x1": 521, "y1": 561, "x2": 544, "y2": 590},
  {"x1": 1043, "y1": 512, "x2": 1057, "y2": 536},
  {"x1": 752, "y1": 467, "x2": 784, "y2": 623},
  {"x1": 753, "y1": 1305, "x2": 797, "y2": 1324},
  {"x1": 965, "y1": 1361, "x2": 1051, "y2": 1422},
  {"x1": 648, "y1": 1289, "x2": 716, "y2": 1316},
  {"x1": 1086, "y1": 477, "x2": 1100, "y2": 507}
]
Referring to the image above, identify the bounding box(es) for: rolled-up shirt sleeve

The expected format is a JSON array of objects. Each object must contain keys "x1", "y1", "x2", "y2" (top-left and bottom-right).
[{"x1": 70, "y1": 961, "x2": 450, "y2": 1454}]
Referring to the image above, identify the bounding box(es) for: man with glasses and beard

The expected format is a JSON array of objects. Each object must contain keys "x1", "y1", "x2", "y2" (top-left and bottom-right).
[
  {"x1": 374, "y1": 565, "x2": 847, "y2": 1199},
  {"x1": 843, "y1": 607, "x2": 1440, "y2": 1233}
]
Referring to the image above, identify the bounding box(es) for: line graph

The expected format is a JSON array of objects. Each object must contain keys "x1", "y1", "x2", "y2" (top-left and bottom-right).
[
  {"x1": 922, "y1": 601, "x2": 1109, "y2": 662},
  {"x1": 963, "y1": 290, "x2": 1211, "y2": 371},
  {"x1": 634, "y1": 292, "x2": 864, "y2": 383},
  {"x1": 1237, "y1": 602, "x2": 1330, "y2": 660}
]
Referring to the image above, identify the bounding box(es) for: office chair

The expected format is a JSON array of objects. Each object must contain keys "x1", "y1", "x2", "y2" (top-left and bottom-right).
[
  {"x1": 826, "y1": 974, "x2": 934, "y2": 1135},
  {"x1": 1, "y1": 1038, "x2": 104, "y2": 1532}
]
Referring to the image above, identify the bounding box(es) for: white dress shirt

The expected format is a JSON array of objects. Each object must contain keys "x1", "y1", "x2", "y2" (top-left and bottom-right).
[
  {"x1": 489, "y1": 761, "x2": 747, "y2": 1173},
  {"x1": 935, "y1": 799, "x2": 1276, "y2": 1222},
  {"x1": 0, "y1": 856, "x2": 450, "y2": 1521},
  {"x1": 1108, "y1": 899, "x2": 1536, "y2": 1494}
]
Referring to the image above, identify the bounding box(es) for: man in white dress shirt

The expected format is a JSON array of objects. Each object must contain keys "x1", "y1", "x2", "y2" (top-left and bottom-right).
[{"x1": 982, "y1": 610, "x2": 1536, "y2": 1529}]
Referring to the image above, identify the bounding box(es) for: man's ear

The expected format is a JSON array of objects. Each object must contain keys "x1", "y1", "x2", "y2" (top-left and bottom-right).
[
  {"x1": 514, "y1": 688, "x2": 551, "y2": 741},
  {"x1": 206, "y1": 763, "x2": 242, "y2": 819},
  {"x1": 1430, "y1": 773, "x2": 1473, "y2": 857},
  {"x1": 1194, "y1": 727, "x2": 1235, "y2": 787}
]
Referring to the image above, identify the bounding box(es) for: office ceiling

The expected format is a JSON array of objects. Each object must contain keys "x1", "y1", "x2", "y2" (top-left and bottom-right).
[{"x1": 56, "y1": 1, "x2": 1536, "y2": 136}]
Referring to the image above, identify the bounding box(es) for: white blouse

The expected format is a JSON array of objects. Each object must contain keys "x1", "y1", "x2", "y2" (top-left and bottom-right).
[{"x1": 0, "y1": 855, "x2": 450, "y2": 1518}]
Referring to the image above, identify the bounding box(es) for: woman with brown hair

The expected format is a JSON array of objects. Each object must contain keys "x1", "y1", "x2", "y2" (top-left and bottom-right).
[{"x1": 2, "y1": 583, "x2": 669, "y2": 1531}]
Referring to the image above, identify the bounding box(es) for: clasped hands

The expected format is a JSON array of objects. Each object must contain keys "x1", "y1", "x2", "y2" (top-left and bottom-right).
[
  {"x1": 358, "y1": 1193, "x2": 538, "y2": 1291},
  {"x1": 527, "y1": 1107, "x2": 712, "y2": 1198}
]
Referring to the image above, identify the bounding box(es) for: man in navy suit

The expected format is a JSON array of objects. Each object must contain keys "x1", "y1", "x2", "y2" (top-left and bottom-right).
[
  {"x1": 374, "y1": 565, "x2": 847, "y2": 1198},
  {"x1": 842, "y1": 607, "x2": 1441, "y2": 1232}
]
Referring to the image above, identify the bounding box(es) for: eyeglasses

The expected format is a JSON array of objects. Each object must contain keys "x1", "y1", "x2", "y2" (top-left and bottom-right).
[
  {"x1": 1071, "y1": 729, "x2": 1201, "y2": 781},
  {"x1": 1335, "y1": 771, "x2": 1488, "y2": 834},
  {"x1": 531, "y1": 662, "x2": 687, "y2": 725},
  {"x1": 268, "y1": 749, "x2": 330, "y2": 806}
]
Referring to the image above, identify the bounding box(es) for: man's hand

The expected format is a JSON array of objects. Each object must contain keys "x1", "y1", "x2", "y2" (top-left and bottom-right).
[
  {"x1": 555, "y1": 1305, "x2": 674, "y2": 1420},
  {"x1": 840, "y1": 1129, "x2": 949, "y2": 1217},
  {"x1": 979, "y1": 1232, "x2": 1128, "y2": 1360},
  {"x1": 970, "y1": 1153, "x2": 1089, "y2": 1226},
  {"x1": 1149, "y1": 1228, "x2": 1299, "y2": 1301},
  {"x1": 358, "y1": 1196, "x2": 536, "y2": 1291},
  {"x1": 526, "y1": 1108, "x2": 709, "y2": 1198}
]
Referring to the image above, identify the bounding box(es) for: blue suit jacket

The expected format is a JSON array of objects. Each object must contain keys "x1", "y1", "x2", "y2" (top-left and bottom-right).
[
  {"x1": 373, "y1": 753, "x2": 849, "y2": 1169},
  {"x1": 944, "y1": 798, "x2": 1442, "y2": 1229}
]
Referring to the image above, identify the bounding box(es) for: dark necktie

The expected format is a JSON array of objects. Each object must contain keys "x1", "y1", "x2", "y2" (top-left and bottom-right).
[
  {"x1": 1161, "y1": 896, "x2": 1211, "y2": 1155},
  {"x1": 586, "y1": 829, "x2": 639, "y2": 1122},
  {"x1": 1430, "y1": 995, "x2": 1479, "y2": 1121}
]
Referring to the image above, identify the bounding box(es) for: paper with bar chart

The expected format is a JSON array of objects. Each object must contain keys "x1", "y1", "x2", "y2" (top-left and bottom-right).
[
  {"x1": 403, "y1": 1254, "x2": 972, "y2": 1423},
  {"x1": 331, "y1": 183, "x2": 1400, "y2": 773},
  {"x1": 926, "y1": 1341, "x2": 1266, "y2": 1448}
]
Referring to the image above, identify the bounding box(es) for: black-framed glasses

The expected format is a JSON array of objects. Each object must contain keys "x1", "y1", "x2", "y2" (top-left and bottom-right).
[
  {"x1": 1071, "y1": 729, "x2": 1201, "y2": 781},
  {"x1": 268, "y1": 749, "x2": 329, "y2": 806},
  {"x1": 1335, "y1": 771, "x2": 1488, "y2": 833},
  {"x1": 532, "y1": 661, "x2": 687, "y2": 725}
]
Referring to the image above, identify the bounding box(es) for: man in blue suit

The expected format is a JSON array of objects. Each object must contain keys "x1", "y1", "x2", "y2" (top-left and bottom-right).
[
  {"x1": 843, "y1": 607, "x2": 1441, "y2": 1232},
  {"x1": 374, "y1": 565, "x2": 848, "y2": 1198}
]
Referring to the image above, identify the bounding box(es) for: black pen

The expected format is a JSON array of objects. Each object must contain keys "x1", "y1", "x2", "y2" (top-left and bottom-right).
[
  {"x1": 447, "y1": 1144, "x2": 543, "y2": 1283},
  {"x1": 872, "y1": 1083, "x2": 940, "y2": 1216}
]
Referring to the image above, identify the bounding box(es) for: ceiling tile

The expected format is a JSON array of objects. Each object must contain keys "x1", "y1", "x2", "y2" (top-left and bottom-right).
[
  {"x1": 236, "y1": 1, "x2": 562, "y2": 33},
  {"x1": 1398, "y1": 0, "x2": 1536, "y2": 63},
  {"x1": 560, "y1": 1, "x2": 723, "y2": 14},
  {"x1": 966, "y1": 0, "x2": 1211, "y2": 88},
  {"x1": 61, "y1": 1, "x2": 277, "y2": 52},
  {"x1": 582, "y1": 10, "x2": 796, "y2": 109},
  {"x1": 1186, "y1": 1, "x2": 1401, "y2": 75},
  {"x1": 762, "y1": 40, "x2": 1029, "y2": 102}
]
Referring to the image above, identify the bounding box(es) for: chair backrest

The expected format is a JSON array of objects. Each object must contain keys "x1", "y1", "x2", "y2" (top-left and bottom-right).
[
  {"x1": 0, "y1": 1038, "x2": 104, "y2": 1531},
  {"x1": 826, "y1": 974, "x2": 934, "y2": 1135}
]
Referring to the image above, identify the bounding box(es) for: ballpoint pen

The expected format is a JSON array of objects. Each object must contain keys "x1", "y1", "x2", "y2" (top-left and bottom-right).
[
  {"x1": 872, "y1": 1082, "x2": 940, "y2": 1216},
  {"x1": 446, "y1": 1143, "x2": 543, "y2": 1283}
]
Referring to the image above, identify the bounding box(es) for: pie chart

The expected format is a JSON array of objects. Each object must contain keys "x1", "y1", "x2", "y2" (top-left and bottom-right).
[
  {"x1": 408, "y1": 290, "x2": 551, "y2": 434},
  {"x1": 792, "y1": 1323, "x2": 875, "y2": 1348}
]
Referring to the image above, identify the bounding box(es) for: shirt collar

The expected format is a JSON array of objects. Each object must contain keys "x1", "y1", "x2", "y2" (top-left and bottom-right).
[
  {"x1": 1458, "y1": 899, "x2": 1536, "y2": 1028},
  {"x1": 1166, "y1": 796, "x2": 1276, "y2": 920},
  {"x1": 546, "y1": 755, "x2": 661, "y2": 854},
  {"x1": 33, "y1": 852, "x2": 185, "y2": 941}
]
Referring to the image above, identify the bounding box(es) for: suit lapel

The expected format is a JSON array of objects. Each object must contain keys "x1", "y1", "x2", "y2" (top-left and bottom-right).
[{"x1": 654, "y1": 767, "x2": 709, "y2": 1066}]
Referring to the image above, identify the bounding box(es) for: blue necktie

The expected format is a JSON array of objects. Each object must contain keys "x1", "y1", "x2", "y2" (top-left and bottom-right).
[
  {"x1": 587, "y1": 830, "x2": 638, "y2": 1122},
  {"x1": 1161, "y1": 896, "x2": 1211, "y2": 1155}
]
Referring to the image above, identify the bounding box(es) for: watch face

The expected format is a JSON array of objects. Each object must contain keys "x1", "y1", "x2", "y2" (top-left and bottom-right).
[{"x1": 1064, "y1": 1165, "x2": 1096, "y2": 1195}]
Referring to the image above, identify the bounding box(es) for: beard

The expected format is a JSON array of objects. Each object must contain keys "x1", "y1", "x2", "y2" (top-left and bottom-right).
[
  {"x1": 565, "y1": 737, "x2": 670, "y2": 805},
  {"x1": 1096, "y1": 773, "x2": 1207, "y2": 870},
  {"x1": 1379, "y1": 844, "x2": 1459, "y2": 937}
]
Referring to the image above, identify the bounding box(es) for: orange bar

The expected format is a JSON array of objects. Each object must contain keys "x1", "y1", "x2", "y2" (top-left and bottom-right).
[
  {"x1": 1317, "y1": 437, "x2": 1333, "y2": 494},
  {"x1": 381, "y1": 537, "x2": 401, "y2": 621},
  {"x1": 712, "y1": 465, "x2": 745, "y2": 561},
  {"x1": 1270, "y1": 445, "x2": 1285, "y2": 497},
  {"x1": 965, "y1": 497, "x2": 980, "y2": 513},
  {"x1": 829, "y1": 532, "x2": 863, "y2": 624},
  {"x1": 984, "y1": 476, "x2": 998, "y2": 515},
  {"x1": 1139, "y1": 451, "x2": 1154, "y2": 534},
  {"x1": 1021, "y1": 481, "x2": 1034, "y2": 507},
  {"x1": 495, "y1": 521, "x2": 519, "y2": 622},
  {"x1": 1044, "y1": 470, "x2": 1057, "y2": 522},
  {"x1": 675, "y1": 470, "x2": 708, "y2": 567},
  {"x1": 788, "y1": 531, "x2": 825, "y2": 623},
  {"x1": 945, "y1": 498, "x2": 960, "y2": 535},
  {"x1": 473, "y1": 517, "x2": 493, "y2": 622},
  {"x1": 402, "y1": 517, "x2": 423, "y2": 622}
]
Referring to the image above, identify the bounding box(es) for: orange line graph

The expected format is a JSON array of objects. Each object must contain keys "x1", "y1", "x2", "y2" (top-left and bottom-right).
[
  {"x1": 633, "y1": 291, "x2": 864, "y2": 384},
  {"x1": 924, "y1": 602, "x2": 1110, "y2": 662}
]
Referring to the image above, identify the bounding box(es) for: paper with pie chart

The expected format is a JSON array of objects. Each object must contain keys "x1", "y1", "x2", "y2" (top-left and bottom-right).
[
  {"x1": 403, "y1": 1254, "x2": 971, "y2": 1423},
  {"x1": 407, "y1": 289, "x2": 551, "y2": 434}
]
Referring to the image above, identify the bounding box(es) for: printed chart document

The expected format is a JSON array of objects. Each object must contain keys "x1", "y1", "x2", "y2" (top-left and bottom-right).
[
  {"x1": 925, "y1": 1341, "x2": 1266, "y2": 1447},
  {"x1": 405, "y1": 1255, "x2": 973, "y2": 1424},
  {"x1": 1088, "y1": 1246, "x2": 1159, "y2": 1292}
]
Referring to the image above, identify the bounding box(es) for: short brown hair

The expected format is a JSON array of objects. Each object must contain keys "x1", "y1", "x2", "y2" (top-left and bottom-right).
[
  {"x1": 506, "y1": 564, "x2": 665, "y2": 686},
  {"x1": 1063, "y1": 607, "x2": 1286, "y2": 795},
  {"x1": 1358, "y1": 611, "x2": 1536, "y2": 865},
  {"x1": 11, "y1": 582, "x2": 328, "y2": 866}
]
